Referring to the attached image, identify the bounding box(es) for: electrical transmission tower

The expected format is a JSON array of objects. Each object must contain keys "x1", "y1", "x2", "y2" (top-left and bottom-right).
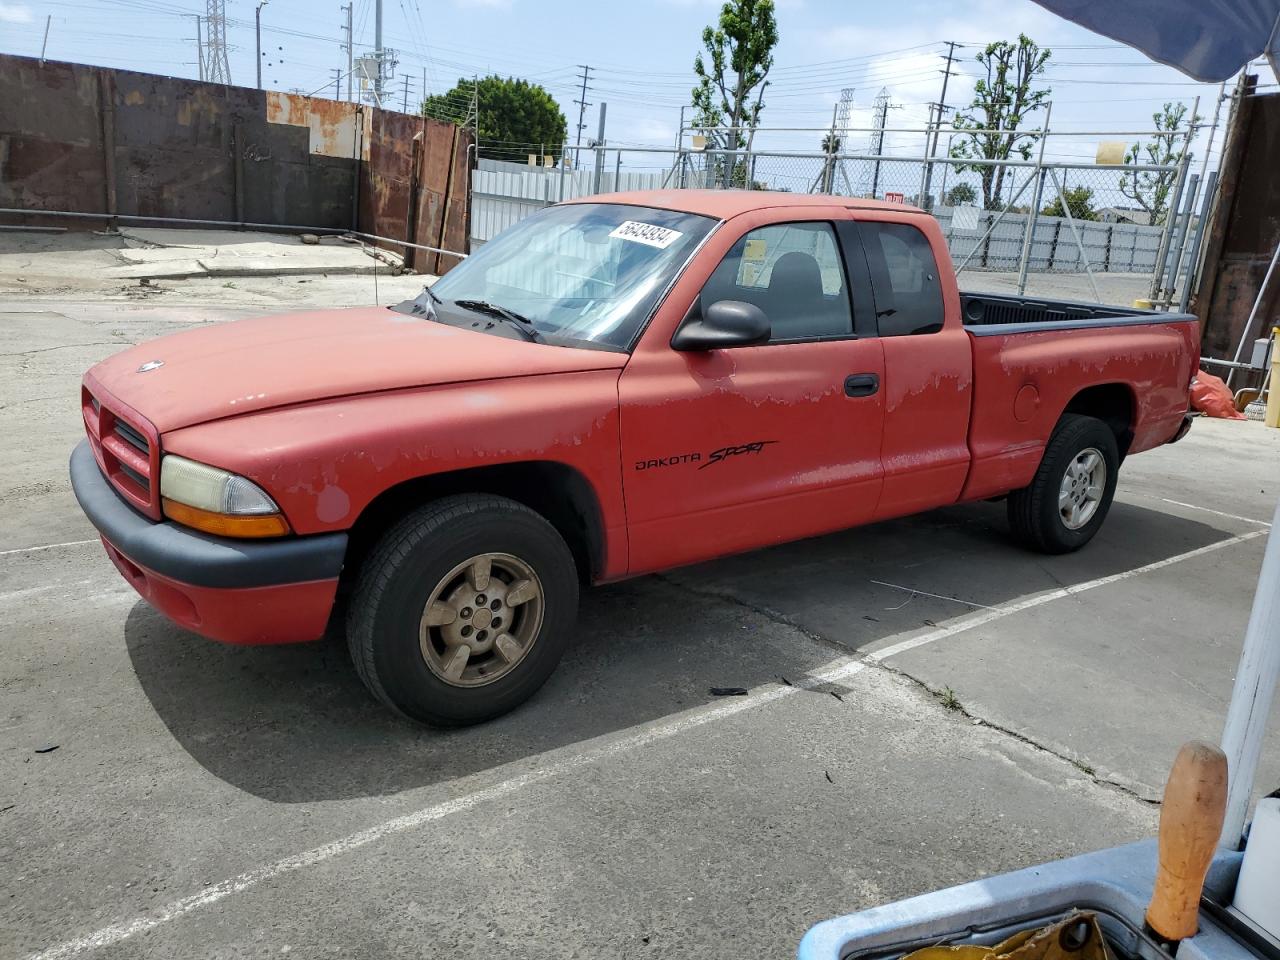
[
  {"x1": 203, "y1": 0, "x2": 232, "y2": 84},
  {"x1": 834, "y1": 87, "x2": 855, "y2": 194},
  {"x1": 867, "y1": 87, "x2": 891, "y2": 198}
]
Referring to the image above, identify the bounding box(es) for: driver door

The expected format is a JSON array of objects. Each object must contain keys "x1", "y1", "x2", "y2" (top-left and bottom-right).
[{"x1": 618, "y1": 208, "x2": 887, "y2": 575}]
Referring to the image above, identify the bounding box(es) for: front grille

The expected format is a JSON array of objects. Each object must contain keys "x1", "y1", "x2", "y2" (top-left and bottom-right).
[
  {"x1": 82, "y1": 383, "x2": 161, "y2": 519},
  {"x1": 113, "y1": 420, "x2": 149, "y2": 456}
]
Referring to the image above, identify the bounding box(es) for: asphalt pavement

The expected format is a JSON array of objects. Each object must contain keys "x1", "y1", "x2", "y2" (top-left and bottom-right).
[{"x1": 1, "y1": 278, "x2": 1277, "y2": 959}]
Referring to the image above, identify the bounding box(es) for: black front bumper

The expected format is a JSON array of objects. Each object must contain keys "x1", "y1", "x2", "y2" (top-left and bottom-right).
[{"x1": 69, "y1": 440, "x2": 347, "y2": 588}]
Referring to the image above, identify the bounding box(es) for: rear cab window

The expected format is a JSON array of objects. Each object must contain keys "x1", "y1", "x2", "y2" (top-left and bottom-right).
[{"x1": 859, "y1": 221, "x2": 945, "y2": 337}]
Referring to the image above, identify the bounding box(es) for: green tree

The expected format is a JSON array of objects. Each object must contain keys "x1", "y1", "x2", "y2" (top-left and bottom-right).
[
  {"x1": 1118, "y1": 101, "x2": 1201, "y2": 225},
  {"x1": 1042, "y1": 184, "x2": 1098, "y2": 221},
  {"x1": 950, "y1": 35, "x2": 1051, "y2": 210},
  {"x1": 691, "y1": 0, "x2": 779, "y2": 169},
  {"x1": 422, "y1": 75, "x2": 567, "y2": 163},
  {"x1": 944, "y1": 183, "x2": 977, "y2": 206}
]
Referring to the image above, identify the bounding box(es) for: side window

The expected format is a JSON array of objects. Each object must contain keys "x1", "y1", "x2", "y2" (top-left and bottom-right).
[
  {"x1": 699, "y1": 221, "x2": 853, "y2": 342},
  {"x1": 862, "y1": 222, "x2": 945, "y2": 336}
]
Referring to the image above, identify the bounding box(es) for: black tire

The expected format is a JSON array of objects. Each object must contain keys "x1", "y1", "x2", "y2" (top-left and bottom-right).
[
  {"x1": 347, "y1": 494, "x2": 579, "y2": 726},
  {"x1": 1007, "y1": 414, "x2": 1120, "y2": 554}
]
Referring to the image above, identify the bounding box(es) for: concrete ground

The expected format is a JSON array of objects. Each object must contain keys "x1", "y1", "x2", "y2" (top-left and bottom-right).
[{"x1": 2, "y1": 237, "x2": 1278, "y2": 959}]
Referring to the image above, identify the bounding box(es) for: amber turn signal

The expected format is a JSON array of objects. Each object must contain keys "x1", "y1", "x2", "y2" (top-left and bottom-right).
[{"x1": 162, "y1": 499, "x2": 291, "y2": 539}]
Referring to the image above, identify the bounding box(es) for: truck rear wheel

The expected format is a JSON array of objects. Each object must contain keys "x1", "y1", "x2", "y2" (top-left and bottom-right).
[
  {"x1": 347, "y1": 494, "x2": 579, "y2": 726},
  {"x1": 1007, "y1": 414, "x2": 1119, "y2": 554}
]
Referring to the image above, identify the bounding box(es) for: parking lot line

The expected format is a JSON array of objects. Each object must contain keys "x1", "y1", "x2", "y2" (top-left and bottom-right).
[
  {"x1": 22, "y1": 527, "x2": 1267, "y2": 960},
  {"x1": 0, "y1": 539, "x2": 98, "y2": 558},
  {"x1": 1157, "y1": 498, "x2": 1273, "y2": 527}
]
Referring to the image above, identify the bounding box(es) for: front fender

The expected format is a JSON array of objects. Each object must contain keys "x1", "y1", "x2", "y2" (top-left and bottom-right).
[{"x1": 160, "y1": 372, "x2": 627, "y2": 551}]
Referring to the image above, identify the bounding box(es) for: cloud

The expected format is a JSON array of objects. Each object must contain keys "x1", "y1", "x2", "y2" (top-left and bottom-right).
[{"x1": 0, "y1": 3, "x2": 34, "y2": 23}]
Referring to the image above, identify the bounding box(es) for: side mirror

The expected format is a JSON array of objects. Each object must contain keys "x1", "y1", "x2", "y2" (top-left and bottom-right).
[{"x1": 671, "y1": 299, "x2": 771, "y2": 351}]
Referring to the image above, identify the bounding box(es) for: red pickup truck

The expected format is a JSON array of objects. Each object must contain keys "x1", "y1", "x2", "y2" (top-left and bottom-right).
[{"x1": 71, "y1": 191, "x2": 1197, "y2": 725}]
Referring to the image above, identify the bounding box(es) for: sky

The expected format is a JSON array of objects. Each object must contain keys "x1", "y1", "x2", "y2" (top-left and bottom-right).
[{"x1": 2, "y1": 0, "x2": 1271, "y2": 173}]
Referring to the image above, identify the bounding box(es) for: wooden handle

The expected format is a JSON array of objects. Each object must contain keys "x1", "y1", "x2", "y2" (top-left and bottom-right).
[{"x1": 1146, "y1": 741, "x2": 1228, "y2": 942}]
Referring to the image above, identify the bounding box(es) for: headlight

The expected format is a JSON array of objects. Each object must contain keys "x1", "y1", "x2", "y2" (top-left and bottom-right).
[{"x1": 159, "y1": 455, "x2": 290, "y2": 538}]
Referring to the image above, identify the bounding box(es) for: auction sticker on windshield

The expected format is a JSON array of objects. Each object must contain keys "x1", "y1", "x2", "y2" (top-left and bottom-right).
[{"x1": 609, "y1": 221, "x2": 684, "y2": 249}]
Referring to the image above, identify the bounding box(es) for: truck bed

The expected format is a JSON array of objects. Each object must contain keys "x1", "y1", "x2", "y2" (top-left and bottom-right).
[{"x1": 959, "y1": 292, "x2": 1193, "y2": 335}]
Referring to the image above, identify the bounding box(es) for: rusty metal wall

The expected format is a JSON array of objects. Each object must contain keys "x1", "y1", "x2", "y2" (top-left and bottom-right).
[
  {"x1": 0, "y1": 54, "x2": 472, "y2": 271},
  {"x1": 1194, "y1": 87, "x2": 1280, "y2": 362}
]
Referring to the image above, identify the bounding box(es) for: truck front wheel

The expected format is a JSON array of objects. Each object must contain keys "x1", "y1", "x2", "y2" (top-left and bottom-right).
[
  {"x1": 1007, "y1": 414, "x2": 1120, "y2": 554},
  {"x1": 347, "y1": 494, "x2": 579, "y2": 726}
]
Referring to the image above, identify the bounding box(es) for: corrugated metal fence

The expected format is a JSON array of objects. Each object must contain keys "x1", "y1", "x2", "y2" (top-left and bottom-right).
[{"x1": 1, "y1": 54, "x2": 472, "y2": 273}]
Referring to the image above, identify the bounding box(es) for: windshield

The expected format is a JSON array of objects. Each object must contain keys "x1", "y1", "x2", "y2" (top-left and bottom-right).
[{"x1": 406, "y1": 203, "x2": 717, "y2": 350}]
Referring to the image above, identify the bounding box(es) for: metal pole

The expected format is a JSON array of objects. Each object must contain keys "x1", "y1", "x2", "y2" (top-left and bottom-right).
[
  {"x1": 1198, "y1": 82, "x2": 1226, "y2": 189},
  {"x1": 39, "y1": 14, "x2": 51, "y2": 63},
  {"x1": 592, "y1": 102, "x2": 607, "y2": 194},
  {"x1": 916, "y1": 103, "x2": 934, "y2": 206},
  {"x1": 938, "y1": 136, "x2": 955, "y2": 204},
  {"x1": 344, "y1": 3, "x2": 353, "y2": 101},
  {"x1": 1015, "y1": 102, "x2": 1052, "y2": 294},
  {"x1": 333, "y1": 68, "x2": 341, "y2": 100},
  {"x1": 255, "y1": 2, "x2": 267, "y2": 89},
  {"x1": 1225, "y1": 242, "x2": 1280, "y2": 386},
  {"x1": 374, "y1": 0, "x2": 383, "y2": 101},
  {"x1": 953, "y1": 171, "x2": 1037, "y2": 275},
  {"x1": 1047, "y1": 168, "x2": 1102, "y2": 302},
  {"x1": 1149, "y1": 95, "x2": 1199, "y2": 299},
  {"x1": 1180, "y1": 170, "x2": 1218, "y2": 313},
  {"x1": 1162, "y1": 172, "x2": 1199, "y2": 306},
  {"x1": 1220, "y1": 496, "x2": 1280, "y2": 849},
  {"x1": 1016, "y1": 169, "x2": 1048, "y2": 294},
  {"x1": 613, "y1": 150, "x2": 621, "y2": 192},
  {"x1": 194, "y1": 15, "x2": 204, "y2": 81}
]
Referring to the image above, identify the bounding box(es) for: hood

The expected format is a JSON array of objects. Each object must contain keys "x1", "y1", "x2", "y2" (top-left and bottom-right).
[{"x1": 87, "y1": 306, "x2": 628, "y2": 432}]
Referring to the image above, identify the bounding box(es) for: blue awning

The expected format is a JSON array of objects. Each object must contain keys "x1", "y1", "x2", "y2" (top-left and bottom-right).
[{"x1": 1031, "y1": 0, "x2": 1280, "y2": 81}]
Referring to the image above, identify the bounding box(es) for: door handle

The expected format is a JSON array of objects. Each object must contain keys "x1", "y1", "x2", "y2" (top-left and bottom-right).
[{"x1": 845, "y1": 373, "x2": 880, "y2": 398}]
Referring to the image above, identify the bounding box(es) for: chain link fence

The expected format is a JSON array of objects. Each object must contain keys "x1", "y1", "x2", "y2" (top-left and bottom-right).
[{"x1": 471, "y1": 133, "x2": 1204, "y2": 309}]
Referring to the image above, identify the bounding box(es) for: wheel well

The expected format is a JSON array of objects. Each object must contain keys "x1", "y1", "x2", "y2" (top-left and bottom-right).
[
  {"x1": 1061, "y1": 383, "x2": 1136, "y2": 455},
  {"x1": 341, "y1": 462, "x2": 606, "y2": 591}
]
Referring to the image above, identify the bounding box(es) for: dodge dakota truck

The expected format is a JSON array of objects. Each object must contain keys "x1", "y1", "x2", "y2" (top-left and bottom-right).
[{"x1": 71, "y1": 190, "x2": 1198, "y2": 725}]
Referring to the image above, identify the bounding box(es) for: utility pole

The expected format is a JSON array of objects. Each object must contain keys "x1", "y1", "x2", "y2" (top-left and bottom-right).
[
  {"x1": 592, "y1": 102, "x2": 607, "y2": 194},
  {"x1": 421, "y1": 67, "x2": 427, "y2": 116},
  {"x1": 333, "y1": 68, "x2": 342, "y2": 100},
  {"x1": 573, "y1": 64, "x2": 593, "y2": 170},
  {"x1": 204, "y1": 0, "x2": 231, "y2": 84},
  {"x1": 374, "y1": 0, "x2": 384, "y2": 102},
  {"x1": 921, "y1": 40, "x2": 960, "y2": 210},
  {"x1": 255, "y1": 1, "x2": 269, "y2": 89},
  {"x1": 192, "y1": 14, "x2": 205, "y2": 81},
  {"x1": 401, "y1": 73, "x2": 411, "y2": 113},
  {"x1": 340, "y1": 3, "x2": 353, "y2": 102}
]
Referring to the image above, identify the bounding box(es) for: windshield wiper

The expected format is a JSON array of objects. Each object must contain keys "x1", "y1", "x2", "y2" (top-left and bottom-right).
[
  {"x1": 452, "y1": 299, "x2": 546, "y2": 343},
  {"x1": 423, "y1": 284, "x2": 442, "y2": 304}
]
